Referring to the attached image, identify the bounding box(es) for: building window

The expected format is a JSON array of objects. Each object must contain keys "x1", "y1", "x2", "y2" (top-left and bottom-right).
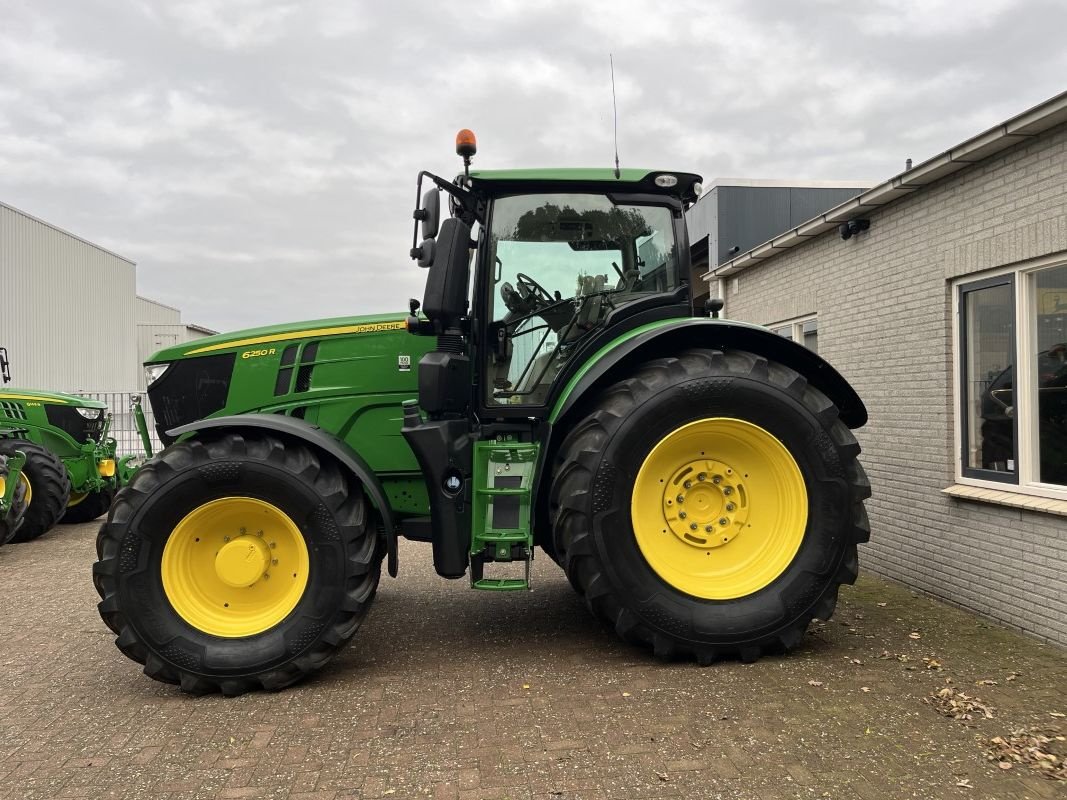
[
  {"x1": 771, "y1": 316, "x2": 818, "y2": 353},
  {"x1": 955, "y1": 259, "x2": 1067, "y2": 495}
]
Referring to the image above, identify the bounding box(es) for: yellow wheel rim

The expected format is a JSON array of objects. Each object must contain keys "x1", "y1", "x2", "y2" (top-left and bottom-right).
[
  {"x1": 20, "y1": 473, "x2": 32, "y2": 507},
  {"x1": 631, "y1": 418, "x2": 808, "y2": 600},
  {"x1": 67, "y1": 491, "x2": 88, "y2": 507},
  {"x1": 162, "y1": 497, "x2": 310, "y2": 638}
]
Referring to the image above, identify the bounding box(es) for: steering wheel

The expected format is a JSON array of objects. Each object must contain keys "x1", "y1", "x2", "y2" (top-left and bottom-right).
[
  {"x1": 500, "y1": 273, "x2": 555, "y2": 314},
  {"x1": 515, "y1": 273, "x2": 554, "y2": 306}
]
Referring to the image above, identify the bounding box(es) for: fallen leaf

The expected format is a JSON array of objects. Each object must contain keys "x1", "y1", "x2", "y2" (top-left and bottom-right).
[
  {"x1": 861, "y1": 687, "x2": 871, "y2": 693},
  {"x1": 955, "y1": 778, "x2": 973, "y2": 788},
  {"x1": 808, "y1": 680, "x2": 824, "y2": 687},
  {"x1": 522, "y1": 684, "x2": 530, "y2": 690},
  {"x1": 923, "y1": 658, "x2": 942, "y2": 670},
  {"x1": 864, "y1": 726, "x2": 871, "y2": 735},
  {"x1": 1050, "y1": 712, "x2": 1066, "y2": 718},
  {"x1": 1006, "y1": 671, "x2": 1020, "y2": 682},
  {"x1": 909, "y1": 632, "x2": 922, "y2": 640},
  {"x1": 655, "y1": 770, "x2": 669, "y2": 782},
  {"x1": 850, "y1": 658, "x2": 863, "y2": 665},
  {"x1": 975, "y1": 679, "x2": 998, "y2": 686},
  {"x1": 985, "y1": 725, "x2": 1062, "y2": 780},
  {"x1": 924, "y1": 688, "x2": 995, "y2": 721},
  {"x1": 877, "y1": 602, "x2": 887, "y2": 607},
  {"x1": 622, "y1": 692, "x2": 631, "y2": 697}
]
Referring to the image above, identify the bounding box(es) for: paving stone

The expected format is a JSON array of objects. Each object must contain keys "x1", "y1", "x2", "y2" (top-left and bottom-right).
[{"x1": 0, "y1": 526, "x2": 1064, "y2": 799}]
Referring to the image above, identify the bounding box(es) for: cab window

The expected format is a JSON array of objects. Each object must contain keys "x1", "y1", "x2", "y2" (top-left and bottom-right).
[{"x1": 486, "y1": 193, "x2": 679, "y2": 406}]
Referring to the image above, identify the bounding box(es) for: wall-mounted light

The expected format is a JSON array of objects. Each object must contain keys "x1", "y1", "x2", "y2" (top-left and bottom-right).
[{"x1": 839, "y1": 219, "x2": 870, "y2": 240}]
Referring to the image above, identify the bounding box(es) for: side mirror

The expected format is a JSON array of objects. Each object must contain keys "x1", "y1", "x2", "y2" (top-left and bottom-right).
[
  {"x1": 414, "y1": 188, "x2": 440, "y2": 240},
  {"x1": 0, "y1": 347, "x2": 9, "y2": 383}
]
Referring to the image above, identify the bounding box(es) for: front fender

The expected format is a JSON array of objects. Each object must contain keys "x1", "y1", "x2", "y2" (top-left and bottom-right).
[
  {"x1": 551, "y1": 318, "x2": 867, "y2": 429},
  {"x1": 167, "y1": 414, "x2": 399, "y2": 577}
]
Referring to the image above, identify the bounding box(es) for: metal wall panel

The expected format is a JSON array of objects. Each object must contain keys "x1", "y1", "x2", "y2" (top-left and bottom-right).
[
  {"x1": 0, "y1": 203, "x2": 140, "y2": 392},
  {"x1": 136, "y1": 296, "x2": 181, "y2": 326},
  {"x1": 685, "y1": 185, "x2": 869, "y2": 267}
]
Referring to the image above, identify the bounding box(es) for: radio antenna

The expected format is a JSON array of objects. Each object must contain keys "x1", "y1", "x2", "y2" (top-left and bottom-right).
[{"x1": 610, "y1": 53, "x2": 621, "y2": 179}]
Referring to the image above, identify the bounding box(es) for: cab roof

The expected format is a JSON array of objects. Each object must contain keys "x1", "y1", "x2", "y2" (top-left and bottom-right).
[{"x1": 468, "y1": 168, "x2": 704, "y2": 203}]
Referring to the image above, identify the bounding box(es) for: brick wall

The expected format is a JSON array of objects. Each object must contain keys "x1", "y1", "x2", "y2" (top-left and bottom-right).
[{"x1": 715, "y1": 122, "x2": 1067, "y2": 645}]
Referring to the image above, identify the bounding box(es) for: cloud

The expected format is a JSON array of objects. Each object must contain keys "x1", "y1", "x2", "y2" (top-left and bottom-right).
[{"x1": 0, "y1": 0, "x2": 1064, "y2": 333}]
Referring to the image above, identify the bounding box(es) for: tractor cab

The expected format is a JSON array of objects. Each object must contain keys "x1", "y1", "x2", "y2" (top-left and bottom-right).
[
  {"x1": 407, "y1": 131, "x2": 703, "y2": 414},
  {"x1": 404, "y1": 130, "x2": 705, "y2": 587}
]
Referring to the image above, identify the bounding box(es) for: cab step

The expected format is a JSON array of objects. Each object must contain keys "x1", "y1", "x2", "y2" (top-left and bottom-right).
[{"x1": 470, "y1": 441, "x2": 538, "y2": 591}]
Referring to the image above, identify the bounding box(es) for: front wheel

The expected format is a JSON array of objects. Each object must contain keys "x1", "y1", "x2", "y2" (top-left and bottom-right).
[
  {"x1": 94, "y1": 432, "x2": 381, "y2": 695},
  {"x1": 0, "y1": 440, "x2": 70, "y2": 543},
  {"x1": 62, "y1": 488, "x2": 115, "y2": 524},
  {"x1": 550, "y1": 348, "x2": 870, "y2": 663}
]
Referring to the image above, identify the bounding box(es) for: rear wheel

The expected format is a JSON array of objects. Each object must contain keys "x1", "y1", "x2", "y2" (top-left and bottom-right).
[
  {"x1": 94, "y1": 432, "x2": 381, "y2": 695},
  {"x1": 0, "y1": 440, "x2": 70, "y2": 543},
  {"x1": 61, "y1": 488, "x2": 115, "y2": 524},
  {"x1": 550, "y1": 348, "x2": 870, "y2": 663}
]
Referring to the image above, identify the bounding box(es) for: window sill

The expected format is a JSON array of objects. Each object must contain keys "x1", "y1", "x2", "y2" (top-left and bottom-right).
[{"x1": 942, "y1": 484, "x2": 1067, "y2": 517}]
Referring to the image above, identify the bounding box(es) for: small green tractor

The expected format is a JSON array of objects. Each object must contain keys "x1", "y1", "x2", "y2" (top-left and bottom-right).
[
  {"x1": 0, "y1": 450, "x2": 28, "y2": 545},
  {"x1": 96, "y1": 132, "x2": 870, "y2": 695},
  {"x1": 0, "y1": 388, "x2": 139, "y2": 540}
]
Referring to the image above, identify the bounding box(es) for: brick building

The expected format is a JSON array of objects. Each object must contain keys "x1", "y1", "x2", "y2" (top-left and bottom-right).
[{"x1": 703, "y1": 91, "x2": 1067, "y2": 645}]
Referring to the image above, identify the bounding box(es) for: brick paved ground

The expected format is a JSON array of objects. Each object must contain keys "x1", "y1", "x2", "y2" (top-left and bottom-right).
[{"x1": 0, "y1": 523, "x2": 1064, "y2": 800}]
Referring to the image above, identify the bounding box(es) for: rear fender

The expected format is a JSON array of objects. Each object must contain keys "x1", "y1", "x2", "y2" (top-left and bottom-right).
[
  {"x1": 167, "y1": 414, "x2": 399, "y2": 577},
  {"x1": 551, "y1": 318, "x2": 866, "y2": 429}
]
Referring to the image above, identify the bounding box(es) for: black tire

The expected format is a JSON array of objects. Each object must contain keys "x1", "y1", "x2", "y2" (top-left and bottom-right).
[
  {"x1": 61, "y1": 488, "x2": 115, "y2": 524},
  {"x1": 94, "y1": 432, "x2": 382, "y2": 696},
  {"x1": 550, "y1": 348, "x2": 870, "y2": 663},
  {"x1": 0, "y1": 440, "x2": 71, "y2": 543},
  {"x1": 0, "y1": 455, "x2": 29, "y2": 546}
]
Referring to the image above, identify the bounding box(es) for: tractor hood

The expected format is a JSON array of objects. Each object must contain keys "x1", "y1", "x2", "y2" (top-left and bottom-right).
[
  {"x1": 0, "y1": 388, "x2": 106, "y2": 410},
  {"x1": 147, "y1": 312, "x2": 410, "y2": 364}
]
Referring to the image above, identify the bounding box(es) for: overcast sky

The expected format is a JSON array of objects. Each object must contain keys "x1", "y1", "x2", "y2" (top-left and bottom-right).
[{"x1": 1, "y1": 0, "x2": 1064, "y2": 332}]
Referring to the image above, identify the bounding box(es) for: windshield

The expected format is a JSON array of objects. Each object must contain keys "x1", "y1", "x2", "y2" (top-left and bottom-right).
[{"x1": 486, "y1": 193, "x2": 680, "y2": 406}]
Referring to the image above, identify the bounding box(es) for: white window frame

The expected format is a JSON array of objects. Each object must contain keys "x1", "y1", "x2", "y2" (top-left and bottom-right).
[
  {"x1": 769, "y1": 314, "x2": 818, "y2": 351},
  {"x1": 951, "y1": 251, "x2": 1067, "y2": 501}
]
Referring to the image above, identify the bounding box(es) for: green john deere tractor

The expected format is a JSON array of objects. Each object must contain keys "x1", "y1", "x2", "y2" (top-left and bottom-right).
[
  {"x1": 0, "y1": 388, "x2": 137, "y2": 540},
  {"x1": 96, "y1": 132, "x2": 870, "y2": 695},
  {"x1": 0, "y1": 449, "x2": 29, "y2": 545}
]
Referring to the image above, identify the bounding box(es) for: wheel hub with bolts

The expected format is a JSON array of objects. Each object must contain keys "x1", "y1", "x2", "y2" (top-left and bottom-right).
[
  {"x1": 631, "y1": 417, "x2": 808, "y2": 600},
  {"x1": 161, "y1": 497, "x2": 309, "y2": 638},
  {"x1": 214, "y1": 535, "x2": 273, "y2": 588},
  {"x1": 661, "y1": 459, "x2": 748, "y2": 548}
]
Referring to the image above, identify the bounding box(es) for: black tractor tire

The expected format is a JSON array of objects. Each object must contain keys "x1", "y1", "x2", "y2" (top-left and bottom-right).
[
  {"x1": 0, "y1": 455, "x2": 29, "y2": 546},
  {"x1": 61, "y1": 488, "x2": 115, "y2": 524},
  {"x1": 550, "y1": 348, "x2": 870, "y2": 664},
  {"x1": 0, "y1": 440, "x2": 71, "y2": 543},
  {"x1": 94, "y1": 432, "x2": 382, "y2": 696}
]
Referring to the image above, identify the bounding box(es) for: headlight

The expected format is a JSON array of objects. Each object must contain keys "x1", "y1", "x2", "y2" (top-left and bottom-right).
[
  {"x1": 145, "y1": 363, "x2": 171, "y2": 387},
  {"x1": 75, "y1": 407, "x2": 103, "y2": 419}
]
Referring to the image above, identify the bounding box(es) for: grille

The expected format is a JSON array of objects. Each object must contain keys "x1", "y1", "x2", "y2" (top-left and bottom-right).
[
  {"x1": 294, "y1": 342, "x2": 319, "y2": 393},
  {"x1": 0, "y1": 402, "x2": 26, "y2": 421},
  {"x1": 148, "y1": 353, "x2": 236, "y2": 445},
  {"x1": 45, "y1": 405, "x2": 105, "y2": 443},
  {"x1": 274, "y1": 341, "x2": 319, "y2": 396}
]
